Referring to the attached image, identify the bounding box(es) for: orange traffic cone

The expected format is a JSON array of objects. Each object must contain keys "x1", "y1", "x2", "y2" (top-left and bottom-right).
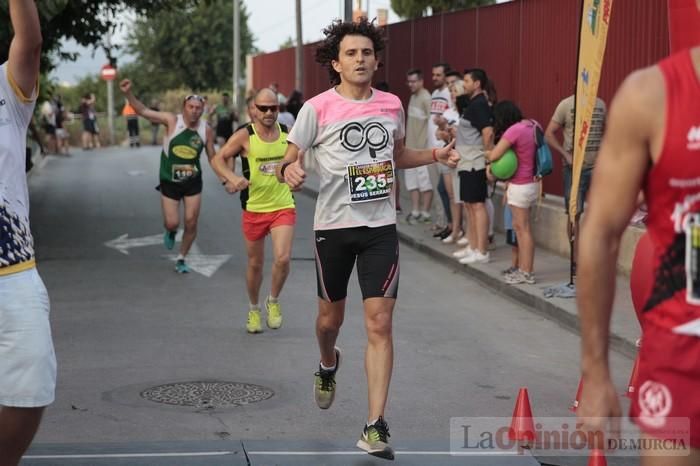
[
  {"x1": 625, "y1": 354, "x2": 640, "y2": 399},
  {"x1": 587, "y1": 448, "x2": 608, "y2": 466},
  {"x1": 570, "y1": 377, "x2": 583, "y2": 412},
  {"x1": 509, "y1": 387, "x2": 535, "y2": 445}
]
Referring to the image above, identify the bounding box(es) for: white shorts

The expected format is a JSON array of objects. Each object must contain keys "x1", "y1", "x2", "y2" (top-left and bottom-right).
[
  {"x1": 0, "y1": 268, "x2": 56, "y2": 407},
  {"x1": 507, "y1": 182, "x2": 539, "y2": 209},
  {"x1": 404, "y1": 166, "x2": 433, "y2": 192}
]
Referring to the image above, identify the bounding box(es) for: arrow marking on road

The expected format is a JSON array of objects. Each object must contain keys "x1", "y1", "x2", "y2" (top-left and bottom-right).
[
  {"x1": 104, "y1": 231, "x2": 184, "y2": 255},
  {"x1": 166, "y1": 253, "x2": 231, "y2": 278},
  {"x1": 106, "y1": 233, "x2": 230, "y2": 277}
]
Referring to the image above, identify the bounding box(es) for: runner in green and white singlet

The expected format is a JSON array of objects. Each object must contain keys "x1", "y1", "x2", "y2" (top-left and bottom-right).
[{"x1": 120, "y1": 79, "x2": 215, "y2": 273}]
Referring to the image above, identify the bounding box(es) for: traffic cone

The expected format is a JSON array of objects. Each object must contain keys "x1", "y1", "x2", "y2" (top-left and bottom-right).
[
  {"x1": 509, "y1": 387, "x2": 535, "y2": 445},
  {"x1": 587, "y1": 448, "x2": 608, "y2": 466},
  {"x1": 624, "y1": 354, "x2": 640, "y2": 399},
  {"x1": 570, "y1": 377, "x2": 583, "y2": 412}
]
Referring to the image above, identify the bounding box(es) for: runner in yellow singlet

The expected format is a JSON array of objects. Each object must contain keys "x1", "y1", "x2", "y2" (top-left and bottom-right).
[{"x1": 211, "y1": 88, "x2": 296, "y2": 333}]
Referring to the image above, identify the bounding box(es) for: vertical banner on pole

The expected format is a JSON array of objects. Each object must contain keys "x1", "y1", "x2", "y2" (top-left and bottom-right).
[
  {"x1": 570, "y1": 0, "x2": 614, "y2": 221},
  {"x1": 668, "y1": 0, "x2": 700, "y2": 53}
]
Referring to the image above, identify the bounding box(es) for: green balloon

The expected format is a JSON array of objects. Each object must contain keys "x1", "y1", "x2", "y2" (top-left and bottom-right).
[{"x1": 491, "y1": 149, "x2": 518, "y2": 180}]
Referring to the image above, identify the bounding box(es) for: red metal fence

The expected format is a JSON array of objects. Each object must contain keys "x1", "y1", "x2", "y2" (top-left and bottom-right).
[{"x1": 252, "y1": 0, "x2": 670, "y2": 196}]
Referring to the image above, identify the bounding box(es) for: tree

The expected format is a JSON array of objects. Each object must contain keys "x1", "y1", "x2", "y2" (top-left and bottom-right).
[
  {"x1": 0, "y1": 0, "x2": 198, "y2": 72},
  {"x1": 279, "y1": 36, "x2": 295, "y2": 50},
  {"x1": 125, "y1": 0, "x2": 256, "y2": 92},
  {"x1": 390, "y1": 0, "x2": 496, "y2": 19}
]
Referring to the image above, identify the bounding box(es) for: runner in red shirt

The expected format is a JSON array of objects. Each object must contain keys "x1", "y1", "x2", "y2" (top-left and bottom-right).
[{"x1": 577, "y1": 28, "x2": 700, "y2": 466}]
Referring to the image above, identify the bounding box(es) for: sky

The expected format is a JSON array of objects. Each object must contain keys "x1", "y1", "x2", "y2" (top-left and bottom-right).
[{"x1": 50, "y1": 0, "x2": 508, "y2": 86}]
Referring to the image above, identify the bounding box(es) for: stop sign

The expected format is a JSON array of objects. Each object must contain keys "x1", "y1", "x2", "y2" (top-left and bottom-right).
[{"x1": 100, "y1": 64, "x2": 117, "y2": 81}]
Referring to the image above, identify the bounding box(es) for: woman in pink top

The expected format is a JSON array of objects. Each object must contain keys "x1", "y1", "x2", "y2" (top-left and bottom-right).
[{"x1": 487, "y1": 101, "x2": 539, "y2": 284}]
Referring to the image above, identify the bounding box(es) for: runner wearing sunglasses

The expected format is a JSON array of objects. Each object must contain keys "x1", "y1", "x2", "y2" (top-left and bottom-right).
[
  {"x1": 211, "y1": 88, "x2": 295, "y2": 333},
  {"x1": 120, "y1": 80, "x2": 215, "y2": 273}
]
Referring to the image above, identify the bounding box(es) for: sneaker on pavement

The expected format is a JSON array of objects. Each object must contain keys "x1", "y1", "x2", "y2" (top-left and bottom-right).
[
  {"x1": 163, "y1": 230, "x2": 176, "y2": 250},
  {"x1": 418, "y1": 212, "x2": 431, "y2": 223},
  {"x1": 452, "y1": 246, "x2": 473, "y2": 259},
  {"x1": 246, "y1": 309, "x2": 263, "y2": 333},
  {"x1": 438, "y1": 227, "x2": 453, "y2": 240},
  {"x1": 433, "y1": 226, "x2": 450, "y2": 238},
  {"x1": 504, "y1": 270, "x2": 536, "y2": 285},
  {"x1": 174, "y1": 259, "x2": 190, "y2": 273},
  {"x1": 456, "y1": 236, "x2": 469, "y2": 246},
  {"x1": 314, "y1": 347, "x2": 341, "y2": 409},
  {"x1": 442, "y1": 231, "x2": 464, "y2": 244},
  {"x1": 357, "y1": 416, "x2": 394, "y2": 460},
  {"x1": 265, "y1": 298, "x2": 282, "y2": 329},
  {"x1": 459, "y1": 251, "x2": 490, "y2": 264},
  {"x1": 501, "y1": 266, "x2": 519, "y2": 276},
  {"x1": 405, "y1": 213, "x2": 418, "y2": 225}
]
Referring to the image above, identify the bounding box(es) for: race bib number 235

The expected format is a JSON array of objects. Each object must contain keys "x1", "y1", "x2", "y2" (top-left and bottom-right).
[{"x1": 346, "y1": 160, "x2": 394, "y2": 203}]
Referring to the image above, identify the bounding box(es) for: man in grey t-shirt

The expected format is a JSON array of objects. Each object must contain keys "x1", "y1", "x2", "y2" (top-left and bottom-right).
[
  {"x1": 275, "y1": 19, "x2": 459, "y2": 460},
  {"x1": 404, "y1": 68, "x2": 433, "y2": 224}
]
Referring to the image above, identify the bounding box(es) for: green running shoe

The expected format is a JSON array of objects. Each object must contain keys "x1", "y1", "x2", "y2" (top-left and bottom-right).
[
  {"x1": 314, "y1": 347, "x2": 341, "y2": 409},
  {"x1": 246, "y1": 309, "x2": 262, "y2": 334},
  {"x1": 174, "y1": 259, "x2": 190, "y2": 274},
  {"x1": 163, "y1": 230, "x2": 176, "y2": 250},
  {"x1": 356, "y1": 416, "x2": 394, "y2": 460},
  {"x1": 265, "y1": 298, "x2": 282, "y2": 329}
]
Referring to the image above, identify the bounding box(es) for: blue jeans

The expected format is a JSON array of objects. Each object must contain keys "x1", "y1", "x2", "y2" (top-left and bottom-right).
[{"x1": 563, "y1": 165, "x2": 592, "y2": 217}]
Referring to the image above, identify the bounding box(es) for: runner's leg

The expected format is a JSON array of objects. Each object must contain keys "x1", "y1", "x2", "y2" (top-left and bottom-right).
[
  {"x1": 244, "y1": 236, "x2": 264, "y2": 306},
  {"x1": 180, "y1": 194, "x2": 201, "y2": 257},
  {"x1": 363, "y1": 297, "x2": 395, "y2": 420},
  {"x1": 0, "y1": 407, "x2": 43, "y2": 466},
  {"x1": 269, "y1": 224, "x2": 294, "y2": 299}
]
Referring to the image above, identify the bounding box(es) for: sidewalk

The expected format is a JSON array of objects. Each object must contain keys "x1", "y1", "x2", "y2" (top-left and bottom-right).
[{"x1": 301, "y1": 176, "x2": 640, "y2": 360}]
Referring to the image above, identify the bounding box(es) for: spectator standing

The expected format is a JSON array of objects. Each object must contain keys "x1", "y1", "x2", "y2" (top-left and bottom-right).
[
  {"x1": 122, "y1": 99, "x2": 140, "y2": 147},
  {"x1": 487, "y1": 100, "x2": 540, "y2": 284},
  {"x1": 404, "y1": 69, "x2": 434, "y2": 224}
]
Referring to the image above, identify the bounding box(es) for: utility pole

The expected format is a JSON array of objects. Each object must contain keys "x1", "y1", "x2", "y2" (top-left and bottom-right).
[
  {"x1": 233, "y1": 0, "x2": 241, "y2": 113},
  {"x1": 295, "y1": 0, "x2": 303, "y2": 93},
  {"x1": 344, "y1": 0, "x2": 352, "y2": 22},
  {"x1": 105, "y1": 30, "x2": 115, "y2": 146}
]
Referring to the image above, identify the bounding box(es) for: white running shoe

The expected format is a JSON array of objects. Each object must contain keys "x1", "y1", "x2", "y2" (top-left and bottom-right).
[
  {"x1": 442, "y1": 231, "x2": 463, "y2": 244},
  {"x1": 459, "y1": 251, "x2": 490, "y2": 264},
  {"x1": 452, "y1": 246, "x2": 473, "y2": 259}
]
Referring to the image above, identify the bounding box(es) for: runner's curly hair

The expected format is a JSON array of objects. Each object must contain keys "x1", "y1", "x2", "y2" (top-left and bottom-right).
[{"x1": 315, "y1": 17, "x2": 385, "y2": 86}]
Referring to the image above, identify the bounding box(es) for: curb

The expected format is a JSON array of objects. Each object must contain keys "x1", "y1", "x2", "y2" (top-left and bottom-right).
[{"x1": 299, "y1": 186, "x2": 636, "y2": 360}]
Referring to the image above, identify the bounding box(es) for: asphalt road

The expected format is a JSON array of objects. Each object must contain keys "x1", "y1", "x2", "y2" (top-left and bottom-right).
[{"x1": 21, "y1": 147, "x2": 638, "y2": 465}]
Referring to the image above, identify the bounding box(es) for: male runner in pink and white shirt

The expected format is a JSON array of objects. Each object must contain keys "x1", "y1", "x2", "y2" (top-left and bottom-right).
[{"x1": 276, "y1": 17, "x2": 459, "y2": 460}]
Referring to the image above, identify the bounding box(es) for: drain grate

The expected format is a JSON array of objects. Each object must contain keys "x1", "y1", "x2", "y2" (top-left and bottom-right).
[{"x1": 140, "y1": 381, "x2": 274, "y2": 408}]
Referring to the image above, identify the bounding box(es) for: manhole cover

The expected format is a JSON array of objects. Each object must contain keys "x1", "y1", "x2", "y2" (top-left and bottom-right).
[{"x1": 140, "y1": 381, "x2": 274, "y2": 408}]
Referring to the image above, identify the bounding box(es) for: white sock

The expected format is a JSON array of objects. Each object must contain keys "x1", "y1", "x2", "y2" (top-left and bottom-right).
[
  {"x1": 176, "y1": 253, "x2": 185, "y2": 261},
  {"x1": 366, "y1": 418, "x2": 379, "y2": 428},
  {"x1": 267, "y1": 295, "x2": 278, "y2": 304},
  {"x1": 320, "y1": 361, "x2": 336, "y2": 371},
  {"x1": 411, "y1": 210, "x2": 419, "y2": 217},
  {"x1": 249, "y1": 303, "x2": 260, "y2": 311},
  {"x1": 420, "y1": 210, "x2": 430, "y2": 217}
]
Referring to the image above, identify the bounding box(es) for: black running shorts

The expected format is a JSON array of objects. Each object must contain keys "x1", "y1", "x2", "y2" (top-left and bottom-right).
[
  {"x1": 314, "y1": 224, "x2": 399, "y2": 302},
  {"x1": 459, "y1": 169, "x2": 487, "y2": 203},
  {"x1": 156, "y1": 177, "x2": 203, "y2": 201}
]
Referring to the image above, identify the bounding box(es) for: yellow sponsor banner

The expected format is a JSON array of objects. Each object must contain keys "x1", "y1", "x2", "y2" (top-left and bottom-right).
[{"x1": 570, "y1": 0, "x2": 613, "y2": 220}]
